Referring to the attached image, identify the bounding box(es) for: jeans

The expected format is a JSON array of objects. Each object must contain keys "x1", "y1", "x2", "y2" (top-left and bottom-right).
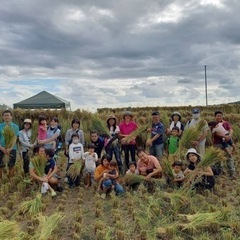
[
  {"x1": 150, "y1": 143, "x2": 164, "y2": 160},
  {"x1": 105, "y1": 145, "x2": 122, "y2": 167},
  {"x1": 122, "y1": 144, "x2": 136, "y2": 168},
  {"x1": 214, "y1": 144, "x2": 235, "y2": 175},
  {"x1": 102, "y1": 179, "x2": 124, "y2": 195}
]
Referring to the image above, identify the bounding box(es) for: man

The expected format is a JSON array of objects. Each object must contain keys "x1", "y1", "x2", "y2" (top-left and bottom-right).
[
  {"x1": 213, "y1": 110, "x2": 235, "y2": 179},
  {"x1": 90, "y1": 130, "x2": 105, "y2": 163},
  {"x1": 185, "y1": 108, "x2": 209, "y2": 156},
  {"x1": 0, "y1": 110, "x2": 19, "y2": 179},
  {"x1": 146, "y1": 111, "x2": 165, "y2": 161}
]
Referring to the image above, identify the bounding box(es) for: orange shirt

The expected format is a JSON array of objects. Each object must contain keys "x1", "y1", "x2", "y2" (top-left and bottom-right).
[{"x1": 94, "y1": 165, "x2": 109, "y2": 181}]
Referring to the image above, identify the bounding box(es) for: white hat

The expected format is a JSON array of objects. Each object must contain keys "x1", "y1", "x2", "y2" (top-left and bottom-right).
[
  {"x1": 24, "y1": 119, "x2": 32, "y2": 124},
  {"x1": 186, "y1": 148, "x2": 201, "y2": 160}
]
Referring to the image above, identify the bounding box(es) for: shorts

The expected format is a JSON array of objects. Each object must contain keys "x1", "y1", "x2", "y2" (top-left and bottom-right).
[{"x1": 0, "y1": 149, "x2": 17, "y2": 168}]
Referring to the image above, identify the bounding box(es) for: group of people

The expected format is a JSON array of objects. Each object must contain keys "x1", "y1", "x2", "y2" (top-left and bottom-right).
[{"x1": 0, "y1": 107, "x2": 236, "y2": 198}]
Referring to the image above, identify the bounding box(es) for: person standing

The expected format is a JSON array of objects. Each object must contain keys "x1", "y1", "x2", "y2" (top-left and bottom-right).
[
  {"x1": 119, "y1": 111, "x2": 138, "y2": 169},
  {"x1": 146, "y1": 111, "x2": 165, "y2": 161},
  {"x1": 212, "y1": 110, "x2": 235, "y2": 179},
  {"x1": 184, "y1": 108, "x2": 209, "y2": 156},
  {"x1": 19, "y1": 119, "x2": 35, "y2": 176},
  {"x1": 0, "y1": 110, "x2": 19, "y2": 179}
]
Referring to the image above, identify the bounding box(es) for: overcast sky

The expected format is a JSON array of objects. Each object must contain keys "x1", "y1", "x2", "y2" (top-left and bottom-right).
[{"x1": 0, "y1": 0, "x2": 239, "y2": 111}]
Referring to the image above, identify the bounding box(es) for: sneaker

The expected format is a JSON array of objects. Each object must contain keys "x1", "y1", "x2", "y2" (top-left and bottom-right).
[
  {"x1": 51, "y1": 191, "x2": 57, "y2": 197},
  {"x1": 100, "y1": 193, "x2": 106, "y2": 200},
  {"x1": 64, "y1": 177, "x2": 69, "y2": 183}
]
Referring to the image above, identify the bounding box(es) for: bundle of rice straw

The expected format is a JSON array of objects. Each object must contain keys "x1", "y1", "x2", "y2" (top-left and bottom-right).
[
  {"x1": 179, "y1": 119, "x2": 207, "y2": 150},
  {"x1": 30, "y1": 155, "x2": 47, "y2": 177},
  {"x1": 33, "y1": 213, "x2": 65, "y2": 240},
  {"x1": 30, "y1": 120, "x2": 39, "y2": 144},
  {"x1": 162, "y1": 157, "x2": 174, "y2": 179},
  {"x1": 124, "y1": 124, "x2": 149, "y2": 144},
  {"x1": 0, "y1": 220, "x2": 20, "y2": 240},
  {"x1": 67, "y1": 160, "x2": 84, "y2": 181},
  {"x1": 179, "y1": 208, "x2": 231, "y2": 233},
  {"x1": 17, "y1": 193, "x2": 44, "y2": 217},
  {"x1": 90, "y1": 115, "x2": 109, "y2": 136},
  {"x1": 2, "y1": 125, "x2": 17, "y2": 149},
  {"x1": 160, "y1": 112, "x2": 170, "y2": 128}
]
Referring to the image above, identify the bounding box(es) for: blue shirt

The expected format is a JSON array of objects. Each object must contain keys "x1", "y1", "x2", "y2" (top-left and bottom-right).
[
  {"x1": 0, "y1": 122, "x2": 19, "y2": 150},
  {"x1": 151, "y1": 122, "x2": 164, "y2": 145},
  {"x1": 44, "y1": 158, "x2": 56, "y2": 174}
]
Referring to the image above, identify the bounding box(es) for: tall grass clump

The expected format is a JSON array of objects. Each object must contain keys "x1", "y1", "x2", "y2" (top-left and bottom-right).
[
  {"x1": 90, "y1": 115, "x2": 109, "y2": 136},
  {"x1": 0, "y1": 220, "x2": 20, "y2": 240}
]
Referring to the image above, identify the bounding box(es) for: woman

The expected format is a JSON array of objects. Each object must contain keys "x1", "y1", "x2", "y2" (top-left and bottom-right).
[
  {"x1": 94, "y1": 154, "x2": 124, "y2": 196},
  {"x1": 166, "y1": 111, "x2": 184, "y2": 137},
  {"x1": 65, "y1": 118, "x2": 85, "y2": 156},
  {"x1": 19, "y1": 119, "x2": 35, "y2": 175},
  {"x1": 38, "y1": 117, "x2": 60, "y2": 151},
  {"x1": 184, "y1": 148, "x2": 215, "y2": 190},
  {"x1": 105, "y1": 115, "x2": 122, "y2": 172}
]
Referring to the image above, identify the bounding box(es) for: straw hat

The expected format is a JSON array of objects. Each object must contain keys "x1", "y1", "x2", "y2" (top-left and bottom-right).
[
  {"x1": 106, "y1": 115, "x2": 117, "y2": 123},
  {"x1": 23, "y1": 119, "x2": 32, "y2": 124},
  {"x1": 171, "y1": 111, "x2": 181, "y2": 120},
  {"x1": 123, "y1": 111, "x2": 133, "y2": 118}
]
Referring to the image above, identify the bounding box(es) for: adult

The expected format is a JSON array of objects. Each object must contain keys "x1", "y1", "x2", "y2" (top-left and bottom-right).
[
  {"x1": 212, "y1": 110, "x2": 235, "y2": 179},
  {"x1": 19, "y1": 119, "x2": 35, "y2": 176},
  {"x1": 38, "y1": 117, "x2": 60, "y2": 151},
  {"x1": 105, "y1": 115, "x2": 122, "y2": 172},
  {"x1": 119, "y1": 111, "x2": 138, "y2": 169},
  {"x1": 166, "y1": 111, "x2": 184, "y2": 137},
  {"x1": 94, "y1": 154, "x2": 124, "y2": 196},
  {"x1": 90, "y1": 130, "x2": 105, "y2": 163},
  {"x1": 65, "y1": 118, "x2": 85, "y2": 156},
  {"x1": 146, "y1": 111, "x2": 165, "y2": 161},
  {"x1": 29, "y1": 145, "x2": 59, "y2": 188},
  {"x1": 184, "y1": 148, "x2": 215, "y2": 190},
  {"x1": 137, "y1": 148, "x2": 162, "y2": 181},
  {"x1": 184, "y1": 108, "x2": 209, "y2": 156},
  {"x1": 0, "y1": 110, "x2": 19, "y2": 179}
]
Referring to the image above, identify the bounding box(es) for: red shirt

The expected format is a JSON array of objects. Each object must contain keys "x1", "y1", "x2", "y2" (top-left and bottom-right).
[{"x1": 213, "y1": 121, "x2": 232, "y2": 144}]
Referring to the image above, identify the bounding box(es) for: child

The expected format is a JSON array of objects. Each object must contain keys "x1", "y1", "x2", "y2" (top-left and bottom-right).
[
  {"x1": 165, "y1": 126, "x2": 180, "y2": 164},
  {"x1": 67, "y1": 133, "x2": 84, "y2": 188},
  {"x1": 172, "y1": 161, "x2": 184, "y2": 187},
  {"x1": 82, "y1": 143, "x2": 98, "y2": 189},
  {"x1": 184, "y1": 148, "x2": 215, "y2": 191},
  {"x1": 125, "y1": 161, "x2": 140, "y2": 191},
  {"x1": 211, "y1": 122, "x2": 236, "y2": 157},
  {"x1": 99, "y1": 159, "x2": 119, "y2": 199},
  {"x1": 43, "y1": 148, "x2": 57, "y2": 197},
  {"x1": 38, "y1": 115, "x2": 48, "y2": 141}
]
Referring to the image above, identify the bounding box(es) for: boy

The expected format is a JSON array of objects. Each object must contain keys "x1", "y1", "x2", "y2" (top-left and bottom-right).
[
  {"x1": 67, "y1": 133, "x2": 84, "y2": 188},
  {"x1": 99, "y1": 159, "x2": 119, "y2": 199},
  {"x1": 82, "y1": 143, "x2": 98, "y2": 189},
  {"x1": 126, "y1": 161, "x2": 140, "y2": 191},
  {"x1": 165, "y1": 126, "x2": 180, "y2": 164},
  {"x1": 211, "y1": 122, "x2": 236, "y2": 157},
  {"x1": 172, "y1": 161, "x2": 184, "y2": 187}
]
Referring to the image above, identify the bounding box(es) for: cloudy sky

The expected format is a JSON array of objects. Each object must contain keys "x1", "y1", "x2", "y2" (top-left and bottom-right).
[{"x1": 0, "y1": 0, "x2": 240, "y2": 111}]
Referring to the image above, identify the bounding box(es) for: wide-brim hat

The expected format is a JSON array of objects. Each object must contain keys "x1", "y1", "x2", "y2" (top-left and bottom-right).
[
  {"x1": 123, "y1": 111, "x2": 133, "y2": 118},
  {"x1": 186, "y1": 148, "x2": 201, "y2": 160},
  {"x1": 171, "y1": 111, "x2": 181, "y2": 121},
  {"x1": 106, "y1": 115, "x2": 117, "y2": 123},
  {"x1": 24, "y1": 119, "x2": 32, "y2": 124}
]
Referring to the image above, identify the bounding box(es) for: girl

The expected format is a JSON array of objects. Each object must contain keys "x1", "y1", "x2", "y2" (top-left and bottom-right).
[
  {"x1": 184, "y1": 148, "x2": 215, "y2": 190},
  {"x1": 105, "y1": 115, "x2": 122, "y2": 173},
  {"x1": 38, "y1": 115, "x2": 48, "y2": 141}
]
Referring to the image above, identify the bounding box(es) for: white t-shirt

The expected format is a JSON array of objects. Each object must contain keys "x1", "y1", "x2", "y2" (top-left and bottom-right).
[
  {"x1": 82, "y1": 152, "x2": 98, "y2": 172},
  {"x1": 69, "y1": 142, "x2": 84, "y2": 163}
]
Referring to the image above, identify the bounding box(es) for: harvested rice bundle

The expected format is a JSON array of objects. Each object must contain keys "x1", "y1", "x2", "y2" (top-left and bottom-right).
[
  {"x1": 0, "y1": 220, "x2": 20, "y2": 240},
  {"x1": 30, "y1": 155, "x2": 47, "y2": 177},
  {"x1": 123, "y1": 174, "x2": 146, "y2": 185},
  {"x1": 17, "y1": 193, "x2": 44, "y2": 217},
  {"x1": 30, "y1": 120, "x2": 38, "y2": 144},
  {"x1": 123, "y1": 124, "x2": 149, "y2": 144},
  {"x1": 67, "y1": 160, "x2": 84, "y2": 181},
  {"x1": 162, "y1": 157, "x2": 174, "y2": 179},
  {"x1": 90, "y1": 115, "x2": 109, "y2": 136},
  {"x1": 2, "y1": 125, "x2": 17, "y2": 149},
  {"x1": 33, "y1": 213, "x2": 65, "y2": 240},
  {"x1": 160, "y1": 112, "x2": 170, "y2": 129}
]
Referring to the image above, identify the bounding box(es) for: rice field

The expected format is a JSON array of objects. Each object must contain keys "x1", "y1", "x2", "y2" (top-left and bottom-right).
[{"x1": 0, "y1": 106, "x2": 240, "y2": 240}]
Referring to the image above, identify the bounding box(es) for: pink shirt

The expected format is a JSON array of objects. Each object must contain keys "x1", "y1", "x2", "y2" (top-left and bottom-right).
[
  {"x1": 213, "y1": 121, "x2": 232, "y2": 144},
  {"x1": 38, "y1": 125, "x2": 47, "y2": 140},
  {"x1": 137, "y1": 155, "x2": 160, "y2": 173},
  {"x1": 119, "y1": 121, "x2": 138, "y2": 145}
]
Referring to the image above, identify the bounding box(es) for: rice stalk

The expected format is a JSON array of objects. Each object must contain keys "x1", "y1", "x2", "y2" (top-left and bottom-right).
[
  {"x1": 160, "y1": 112, "x2": 170, "y2": 128},
  {"x1": 30, "y1": 120, "x2": 38, "y2": 144},
  {"x1": 0, "y1": 220, "x2": 20, "y2": 240},
  {"x1": 16, "y1": 193, "x2": 44, "y2": 217},
  {"x1": 67, "y1": 160, "x2": 84, "y2": 181},
  {"x1": 2, "y1": 124, "x2": 17, "y2": 149},
  {"x1": 232, "y1": 124, "x2": 240, "y2": 142},
  {"x1": 33, "y1": 212, "x2": 65, "y2": 240},
  {"x1": 30, "y1": 155, "x2": 47, "y2": 177},
  {"x1": 90, "y1": 115, "x2": 109, "y2": 136},
  {"x1": 162, "y1": 157, "x2": 174, "y2": 179},
  {"x1": 124, "y1": 124, "x2": 149, "y2": 143}
]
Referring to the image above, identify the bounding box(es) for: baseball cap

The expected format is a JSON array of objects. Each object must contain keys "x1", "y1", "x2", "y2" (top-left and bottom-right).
[{"x1": 152, "y1": 111, "x2": 159, "y2": 116}]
